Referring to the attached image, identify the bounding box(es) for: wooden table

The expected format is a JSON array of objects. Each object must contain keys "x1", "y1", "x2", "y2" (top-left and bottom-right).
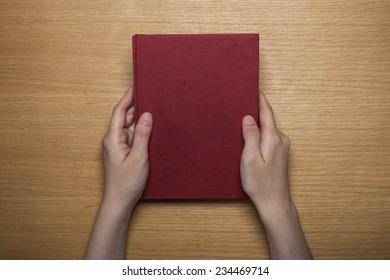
[{"x1": 0, "y1": 0, "x2": 389, "y2": 259}]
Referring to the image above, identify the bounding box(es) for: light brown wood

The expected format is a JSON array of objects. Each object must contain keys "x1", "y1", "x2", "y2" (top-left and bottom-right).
[{"x1": 0, "y1": 0, "x2": 389, "y2": 259}]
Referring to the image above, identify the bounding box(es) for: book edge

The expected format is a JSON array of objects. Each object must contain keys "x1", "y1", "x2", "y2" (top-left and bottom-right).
[{"x1": 132, "y1": 35, "x2": 140, "y2": 122}]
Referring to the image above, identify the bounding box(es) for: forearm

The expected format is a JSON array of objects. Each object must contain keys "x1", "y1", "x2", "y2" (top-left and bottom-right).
[
  {"x1": 254, "y1": 198, "x2": 312, "y2": 260},
  {"x1": 84, "y1": 197, "x2": 134, "y2": 260}
]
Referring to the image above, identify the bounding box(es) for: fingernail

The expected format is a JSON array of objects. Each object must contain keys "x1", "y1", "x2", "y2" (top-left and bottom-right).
[
  {"x1": 243, "y1": 115, "x2": 255, "y2": 125},
  {"x1": 139, "y1": 112, "x2": 152, "y2": 125}
]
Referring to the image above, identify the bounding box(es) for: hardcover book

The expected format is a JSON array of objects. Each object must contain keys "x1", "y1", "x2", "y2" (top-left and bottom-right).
[{"x1": 132, "y1": 34, "x2": 259, "y2": 199}]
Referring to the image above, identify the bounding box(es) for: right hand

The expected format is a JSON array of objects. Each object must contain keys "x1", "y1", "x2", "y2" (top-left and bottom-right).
[{"x1": 240, "y1": 93, "x2": 292, "y2": 215}]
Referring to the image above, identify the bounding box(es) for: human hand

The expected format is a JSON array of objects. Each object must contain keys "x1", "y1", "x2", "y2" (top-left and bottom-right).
[
  {"x1": 240, "y1": 92, "x2": 291, "y2": 215},
  {"x1": 85, "y1": 87, "x2": 152, "y2": 259},
  {"x1": 240, "y1": 93, "x2": 312, "y2": 259},
  {"x1": 102, "y1": 87, "x2": 153, "y2": 212}
]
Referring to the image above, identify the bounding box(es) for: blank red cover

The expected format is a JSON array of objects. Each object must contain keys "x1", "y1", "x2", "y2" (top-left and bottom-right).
[{"x1": 133, "y1": 34, "x2": 259, "y2": 199}]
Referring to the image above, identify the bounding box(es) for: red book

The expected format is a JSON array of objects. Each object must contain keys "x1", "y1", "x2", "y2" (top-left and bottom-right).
[{"x1": 133, "y1": 34, "x2": 259, "y2": 199}]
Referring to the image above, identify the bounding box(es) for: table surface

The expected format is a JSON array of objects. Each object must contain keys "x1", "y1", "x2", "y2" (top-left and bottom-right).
[{"x1": 0, "y1": 0, "x2": 389, "y2": 260}]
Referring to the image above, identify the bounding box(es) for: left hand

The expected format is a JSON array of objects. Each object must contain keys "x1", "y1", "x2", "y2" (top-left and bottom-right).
[
  {"x1": 101, "y1": 87, "x2": 153, "y2": 212},
  {"x1": 85, "y1": 87, "x2": 152, "y2": 259}
]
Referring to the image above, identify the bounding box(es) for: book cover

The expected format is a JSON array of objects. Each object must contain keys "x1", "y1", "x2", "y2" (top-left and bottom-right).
[{"x1": 132, "y1": 34, "x2": 259, "y2": 199}]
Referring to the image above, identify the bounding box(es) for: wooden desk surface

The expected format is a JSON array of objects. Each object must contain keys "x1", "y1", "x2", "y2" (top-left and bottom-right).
[{"x1": 0, "y1": 0, "x2": 389, "y2": 259}]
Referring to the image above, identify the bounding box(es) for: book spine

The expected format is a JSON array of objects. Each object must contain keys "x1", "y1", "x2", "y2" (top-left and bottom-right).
[
  {"x1": 132, "y1": 35, "x2": 140, "y2": 122},
  {"x1": 256, "y1": 35, "x2": 260, "y2": 126}
]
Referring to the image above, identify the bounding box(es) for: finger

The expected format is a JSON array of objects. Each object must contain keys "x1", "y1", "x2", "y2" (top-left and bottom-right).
[
  {"x1": 127, "y1": 122, "x2": 135, "y2": 147},
  {"x1": 242, "y1": 115, "x2": 260, "y2": 146},
  {"x1": 259, "y1": 92, "x2": 277, "y2": 131},
  {"x1": 131, "y1": 112, "x2": 153, "y2": 157},
  {"x1": 125, "y1": 105, "x2": 135, "y2": 128},
  {"x1": 109, "y1": 87, "x2": 134, "y2": 132},
  {"x1": 242, "y1": 115, "x2": 263, "y2": 160},
  {"x1": 126, "y1": 129, "x2": 134, "y2": 147}
]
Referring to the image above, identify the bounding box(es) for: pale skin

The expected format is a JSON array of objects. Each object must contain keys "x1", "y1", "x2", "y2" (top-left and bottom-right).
[{"x1": 84, "y1": 87, "x2": 312, "y2": 260}]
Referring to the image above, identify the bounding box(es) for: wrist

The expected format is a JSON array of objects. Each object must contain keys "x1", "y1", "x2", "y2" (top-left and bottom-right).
[
  {"x1": 85, "y1": 196, "x2": 134, "y2": 260},
  {"x1": 252, "y1": 196, "x2": 296, "y2": 225},
  {"x1": 252, "y1": 197, "x2": 312, "y2": 259},
  {"x1": 102, "y1": 186, "x2": 142, "y2": 216},
  {"x1": 99, "y1": 194, "x2": 136, "y2": 224}
]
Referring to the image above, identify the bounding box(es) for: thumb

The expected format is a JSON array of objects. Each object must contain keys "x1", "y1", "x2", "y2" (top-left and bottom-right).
[
  {"x1": 242, "y1": 115, "x2": 261, "y2": 154},
  {"x1": 132, "y1": 112, "x2": 153, "y2": 156}
]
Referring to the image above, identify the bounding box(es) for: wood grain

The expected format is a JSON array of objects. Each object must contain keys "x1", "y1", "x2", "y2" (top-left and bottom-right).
[{"x1": 0, "y1": 0, "x2": 389, "y2": 259}]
